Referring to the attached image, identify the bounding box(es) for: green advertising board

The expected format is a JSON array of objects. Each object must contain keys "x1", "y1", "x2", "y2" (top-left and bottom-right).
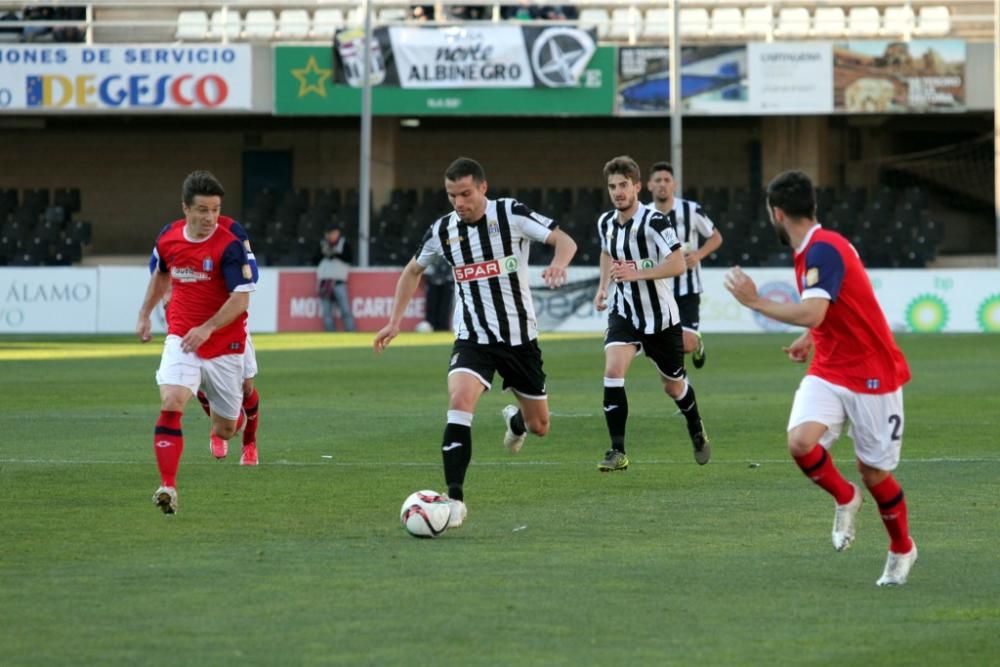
[{"x1": 274, "y1": 45, "x2": 614, "y2": 116}]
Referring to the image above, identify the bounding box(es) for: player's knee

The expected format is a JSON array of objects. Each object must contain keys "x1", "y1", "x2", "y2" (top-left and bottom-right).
[
  {"x1": 786, "y1": 436, "x2": 813, "y2": 458},
  {"x1": 662, "y1": 379, "x2": 684, "y2": 399}
]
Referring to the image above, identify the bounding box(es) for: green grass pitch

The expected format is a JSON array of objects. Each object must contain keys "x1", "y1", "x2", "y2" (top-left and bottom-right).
[{"x1": 1, "y1": 332, "x2": 998, "y2": 666}]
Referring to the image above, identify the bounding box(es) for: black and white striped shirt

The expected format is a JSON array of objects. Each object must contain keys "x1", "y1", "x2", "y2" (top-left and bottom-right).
[
  {"x1": 659, "y1": 198, "x2": 716, "y2": 298},
  {"x1": 598, "y1": 202, "x2": 682, "y2": 334},
  {"x1": 416, "y1": 198, "x2": 556, "y2": 346}
]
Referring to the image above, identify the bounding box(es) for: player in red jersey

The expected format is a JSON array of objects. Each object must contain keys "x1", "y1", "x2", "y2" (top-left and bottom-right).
[
  {"x1": 724, "y1": 170, "x2": 916, "y2": 586},
  {"x1": 136, "y1": 171, "x2": 256, "y2": 515},
  {"x1": 150, "y1": 213, "x2": 262, "y2": 466}
]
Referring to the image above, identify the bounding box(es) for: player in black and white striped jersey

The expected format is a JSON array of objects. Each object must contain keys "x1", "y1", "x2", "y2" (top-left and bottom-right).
[
  {"x1": 374, "y1": 157, "x2": 578, "y2": 527},
  {"x1": 648, "y1": 162, "x2": 723, "y2": 369},
  {"x1": 593, "y1": 156, "x2": 710, "y2": 472}
]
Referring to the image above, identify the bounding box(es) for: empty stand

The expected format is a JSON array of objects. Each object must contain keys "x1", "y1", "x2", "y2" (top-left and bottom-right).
[
  {"x1": 174, "y1": 10, "x2": 208, "y2": 41},
  {"x1": 277, "y1": 9, "x2": 310, "y2": 40},
  {"x1": 243, "y1": 9, "x2": 276, "y2": 40}
]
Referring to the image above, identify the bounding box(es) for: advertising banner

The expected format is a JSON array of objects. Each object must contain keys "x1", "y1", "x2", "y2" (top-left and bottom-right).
[
  {"x1": 833, "y1": 40, "x2": 965, "y2": 112},
  {"x1": 276, "y1": 269, "x2": 426, "y2": 332},
  {"x1": 332, "y1": 25, "x2": 596, "y2": 89},
  {"x1": 0, "y1": 44, "x2": 253, "y2": 112},
  {"x1": 274, "y1": 45, "x2": 614, "y2": 115},
  {"x1": 617, "y1": 43, "x2": 832, "y2": 116},
  {"x1": 0, "y1": 267, "x2": 98, "y2": 332}
]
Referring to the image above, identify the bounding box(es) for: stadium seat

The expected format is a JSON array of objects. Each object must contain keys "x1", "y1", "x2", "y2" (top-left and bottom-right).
[
  {"x1": 174, "y1": 11, "x2": 208, "y2": 41},
  {"x1": 608, "y1": 8, "x2": 639, "y2": 41},
  {"x1": 742, "y1": 7, "x2": 773, "y2": 37},
  {"x1": 812, "y1": 7, "x2": 846, "y2": 36},
  {"x1": 710, "y1": 8, "x2": 743, "y2": 37},
  {"x1": 311, "y1": 9, "x2": 345, "y2": 38},
  {"x1": 578, "y1": 9, "x2": 611, "y2": 39},
  {"x1": 53, "y1": 187, "x2": 80, "y2": 214},
  {"x1": 641, "y1": 9, "x2": 670, "y2": 39},
  {"x1": 209, "y1": 10, "x2": 241, "y2": 40},
  {"x1": 914, "y1": 6, "x2": 950, "y2": 36},
  {"x1": 277, "y1": 9, "x2": 310, "y2": 40},
  {"x1": 243, "y1": 10, "x2": 276, "y2": 40},
  {"x1": 679, "y1": 8, "x2": 710, "y2": 37},
  {"x1": 377, "y1": 8, "x2": 409, "y2": 24},
  {"x1": 775, "y1": 8, "x2": 811, "y2": 37},
  {"x1": 882, "y1": 6, "x2": 914, "y2": 35},
  {"x1": 846, "y1": 7, "x2": 881, "y2": 36}
]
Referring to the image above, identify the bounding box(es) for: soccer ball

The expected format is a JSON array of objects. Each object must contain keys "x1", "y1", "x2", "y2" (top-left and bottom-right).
[
  {"x1": 414, "y1": 320, "x2": 433, "y2": 333},
  {"x1": 400, "y1": 490, "x2": 451, "y2": 538}
]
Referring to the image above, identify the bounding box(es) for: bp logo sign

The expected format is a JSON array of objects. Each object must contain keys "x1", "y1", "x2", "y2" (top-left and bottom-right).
[
  {"x1": 977, "y1": 293, "x2": 1000, "y2": 332},
  {"x1": 905, "y1": 294, "x2": 949, "y2": 332}
]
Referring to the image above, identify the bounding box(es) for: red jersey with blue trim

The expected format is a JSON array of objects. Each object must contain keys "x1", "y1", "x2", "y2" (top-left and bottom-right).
[
  {"x1": 154, "y1": 220, "x2": 255, "y2": 359},
  {"x1": 794, "y1": 225, "x2": 910, "y2": 393}
]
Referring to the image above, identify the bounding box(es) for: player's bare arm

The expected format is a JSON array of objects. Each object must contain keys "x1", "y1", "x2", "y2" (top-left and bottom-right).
[
  {"x1": 687, "y1": 228, "x2": 723, "y2": 269},
  {"x1": 541, "y1": 229, "x2": 577, "y2": 289},
  {"x1": 181, "y1": 290, "x2": 250, "y2": 354},
  {"x1": 594, "y1": 251, "x2": 612, "y2": 311},
  {"x1": 136, "y1": 271, "x2": 171, "y2": 342},
  {"x1": 725, "y1": 266, "x2": 829, "y2": 328},
  {"x1": 374, "y1": 258, "x2": 426, "y2": 354},
  {"x1": 783, "y1": 331, "x2": 813, "y2": 363},
  {"x1": 611, "y1": 248, "x2": 685, "y2": 283}
]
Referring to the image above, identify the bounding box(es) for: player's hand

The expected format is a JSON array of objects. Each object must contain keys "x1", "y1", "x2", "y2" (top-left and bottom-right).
[
  {"x1": 610, "y1": 260, "x2": 637, "y2": 283},
  {"x1": 593, "y1": 287, "x2": 608, "y2": 312},
  {"x1": 373, "y1": 323, "x2": 399, "y2": 354},
  {"x1": 181, "y1": 324, "x2": 211, "y2": 353},
  {"x1": 724, "y1": 266, "x2": 758, "y2": 307},
  {"x1": 684, "y1": 250, "x2": 700, "y2": 270},
  {"x1": 136, "y1": 316, "x2": 152, "y2": 343},
  {"x1": 783, "y1": 335, "x2": 812, "y2": 363},
  {"x1": 542, "y1": 264, "x2": 567, "y2": 289}
]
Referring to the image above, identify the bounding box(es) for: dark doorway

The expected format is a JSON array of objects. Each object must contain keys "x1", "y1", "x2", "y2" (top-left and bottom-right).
[{"x1": 242, "y1": 150, "x2": 293, "y2": 214}]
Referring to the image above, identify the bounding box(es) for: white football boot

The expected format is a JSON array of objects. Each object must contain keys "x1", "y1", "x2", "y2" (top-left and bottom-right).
[
  {"x1": 502, "y1": 405, "x2": 526, "y2": 454},
  {"x1": 447, "y1": 499, "x2": 467, "y2": 529},
  {"x1": 153, "y1": 486, "x2": 178, "y2": 515},
  {"x1": 832, "y1": 483, "x2": 863, "y2": 552},
  {"x1": 877, "y1": 541, "x2": 918, "y2": 586}
]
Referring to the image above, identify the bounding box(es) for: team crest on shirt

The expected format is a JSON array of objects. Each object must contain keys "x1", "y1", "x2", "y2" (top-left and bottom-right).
[
  {"x1": 805, "y1": 267, "x2": 820, "y2": 287},
  {"x1": 202, "y1": 257, "x2": 214, "y2": 271},
  {"x1": 487, "y1": 220, "x2": 500, "y2": 236}
]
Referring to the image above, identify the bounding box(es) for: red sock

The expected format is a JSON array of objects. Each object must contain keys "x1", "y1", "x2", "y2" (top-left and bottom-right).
[
  {"x1": 242, "y1": 388, "x2": 259, "y2": 446},
  {"x1": 196, "y1": 390, "x2": 211, "y2": 417},
  {"x1": 154, "y1": 410, "x2": 184, "y2": 488},
  {"x1": 793, "y1": 445, "x2": 855, "y2": 505},
  {"x1": 867, "y1": 475, "x2": 912, "y2": 554}
]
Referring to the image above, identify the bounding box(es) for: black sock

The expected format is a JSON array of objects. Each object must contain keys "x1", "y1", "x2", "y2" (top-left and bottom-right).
[
  {"x1": 674, "y1": 383, "x2": 703, "y2": 434},
  {"x1": 442, "y1": 422, "x2": 472, "y2": 501},
  {"x1": 603, "y1": 384, "x2": 628, "y2": 452},
  {"x1": 510, "y1": 410, "x2": 526, "y2": 436}
]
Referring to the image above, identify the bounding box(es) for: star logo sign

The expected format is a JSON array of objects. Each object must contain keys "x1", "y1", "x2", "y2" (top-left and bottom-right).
[
  {"x1": 291, "y1": 55, "x2": 332, "y2": 98},
  {"x1": 530, "y1": 28, "x2": 596, "y2": 88}
]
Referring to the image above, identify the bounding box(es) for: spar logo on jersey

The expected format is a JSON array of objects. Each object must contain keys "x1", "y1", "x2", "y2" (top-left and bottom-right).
[
  {"x1": 453, "y1": 255, "x2": 519, "y2": 282},
  {"x1": 171, "y1": 267, "x2": 210, "y2": 283}
]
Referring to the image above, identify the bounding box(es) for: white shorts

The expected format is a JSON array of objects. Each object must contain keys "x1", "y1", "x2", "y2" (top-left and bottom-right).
[
  {"x1": 156, "y1": 335, "x2": 245, "y2": 420},
  {"x1": 243, "y1": 333, "x2": 258, "y2": 380},
  {"x1": 788, "y1": 375, "x2": 905, "y2": 471}
]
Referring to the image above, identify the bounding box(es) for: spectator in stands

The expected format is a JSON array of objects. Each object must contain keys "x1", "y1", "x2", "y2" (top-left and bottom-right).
[
  {"x1": 52, "y1": 6, "x2": 85, "y2": 43},
  {"x1": 0, "y1": 9, "x2": 22, "y2": 40},
  {"x1": 411, "y1": 5, "x2": 435, "y2": 21},
  {"x1": 317, "y1": 224, "x2": 356, "y2": 332},
  {"x1": 448, "y1": 5, "x2": 490, "y2": 21},
  {"x1": 20, "y1": 6, "x2": 53, "y2": 41}
]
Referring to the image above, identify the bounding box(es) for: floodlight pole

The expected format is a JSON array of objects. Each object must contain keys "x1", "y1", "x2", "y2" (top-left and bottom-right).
[
  {"x1": 669, "y1": 0, "x2": 683, "y2": 194},
  {"x1": 358, "y1": 0, "x2": 373, "y2": 267},
  {"x1": 994, "y1": 0, "x2": 999, "y2": 266}
]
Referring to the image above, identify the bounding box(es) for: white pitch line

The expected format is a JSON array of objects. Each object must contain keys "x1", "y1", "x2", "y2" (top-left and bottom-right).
[{"x1": 1, "y1": 457, "x2": 997, "y2": 467}]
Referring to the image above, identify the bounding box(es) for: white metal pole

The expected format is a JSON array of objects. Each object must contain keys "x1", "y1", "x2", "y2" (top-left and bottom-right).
[
  {"x1": 359, "y1": 0, "x2": 373, "y2": 267},
  {"x1": 669, "y1": 0, "x2": 682, "y2": 193}
]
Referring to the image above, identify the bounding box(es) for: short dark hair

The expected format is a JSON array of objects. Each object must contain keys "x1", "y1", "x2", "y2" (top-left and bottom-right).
[
  {"x1": 766, "y1": 170, "x2": 816, "y2": 219},
  {"x1": 603, "y1": 155, "x2": 641, "y2": 183},
  {"x1": 445, "y1": 157, "x2": 486, "y2": 184},
  {"x1": 182, "y1": 170, "x2": 225, "y2": 206},
  {"x1": 649, "y1": 161, "x2": 674, "y2": 177}
]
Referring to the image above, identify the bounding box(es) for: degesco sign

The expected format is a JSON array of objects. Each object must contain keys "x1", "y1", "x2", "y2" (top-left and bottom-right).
[{"x1": 0, "y1": 44, "x2": 253, "y2": 111}]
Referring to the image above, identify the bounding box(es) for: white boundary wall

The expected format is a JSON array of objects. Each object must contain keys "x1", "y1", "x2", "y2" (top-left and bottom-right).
[{"x1": 1, "y1": 266, "x2": 998, "y2": 334}]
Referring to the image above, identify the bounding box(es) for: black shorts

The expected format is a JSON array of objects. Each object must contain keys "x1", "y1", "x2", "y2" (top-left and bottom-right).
[
  {"x1": 675, "y1": 293, "x2": 701, "y2": 332},
  {"x1": 605, "y1": 313, "x2": 686, "y2": 381},
  {"x1": 448, "y1": 338, "x2": 547, "y2": 398}
]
